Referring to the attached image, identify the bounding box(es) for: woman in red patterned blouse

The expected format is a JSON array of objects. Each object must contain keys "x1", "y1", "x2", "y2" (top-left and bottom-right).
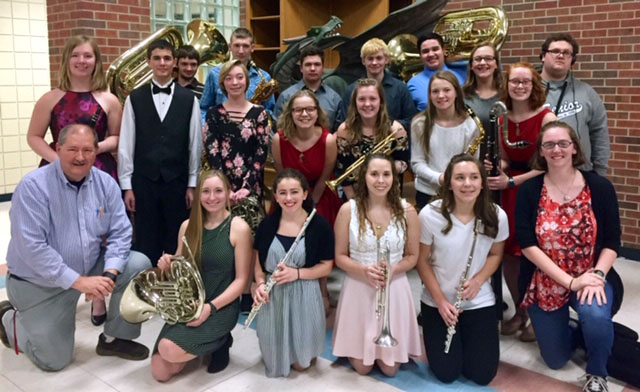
[{"x1": 515, "y1": 121, "x2": 621, "y2": 392}]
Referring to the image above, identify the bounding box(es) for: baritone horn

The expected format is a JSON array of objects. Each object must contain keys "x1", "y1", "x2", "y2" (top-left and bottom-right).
[
  {"x1": 326, "y1": 129, "x2": 407, "y2": 193},
  {"x1": 106, "y1": 19, "x2": 229, "y2": 103}
]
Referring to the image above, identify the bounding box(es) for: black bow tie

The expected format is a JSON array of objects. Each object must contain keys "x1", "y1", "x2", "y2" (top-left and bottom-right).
[{"x1": 152, "y1": 84, "x2": 172, "y2": 95}]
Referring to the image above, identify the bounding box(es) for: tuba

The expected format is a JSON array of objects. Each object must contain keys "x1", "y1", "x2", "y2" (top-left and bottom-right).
[
  {"x1": 327, "y1": 129, "x2": 407, "y2": 193},
  {"x1": 106, "y1": 19, "x2": 229, "y2": 103},
  {"x1": 120, "y1": 237, "x2": 205, "y2": 325},
  {"x1": 388, "y1": 6, "x2": 509, "y2": 81}
]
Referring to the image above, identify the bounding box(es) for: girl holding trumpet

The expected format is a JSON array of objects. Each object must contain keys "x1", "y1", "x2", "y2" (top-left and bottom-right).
[
  {"x1": 417, "y1": 154, "x2": 508, "y2": 385},
  {"x1": 332, "y1": 153, "x2": 423, "y2": 376},
  {"x1": 252, "y1": 169, "x2": 334, "y2": 377}
]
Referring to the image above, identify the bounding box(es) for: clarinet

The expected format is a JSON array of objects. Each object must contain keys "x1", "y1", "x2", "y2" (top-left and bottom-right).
[
  {"x1": 444, "y1": 219, "x2": 479, "y2": 354},
  {"x1": 244, "y1": 208, "x2": 317, "y2": 329}
]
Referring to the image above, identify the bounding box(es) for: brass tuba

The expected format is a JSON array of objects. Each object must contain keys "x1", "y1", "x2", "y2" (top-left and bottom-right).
[
  {"x1": 388, "y1": 6, "x2": 509, "y2": 81},
  {"x1": 120, "y1": 237, "x2": 206, "y2": 325},
  {"x1": 106, "y1": 19, "x2": 229, "y2": 103}
]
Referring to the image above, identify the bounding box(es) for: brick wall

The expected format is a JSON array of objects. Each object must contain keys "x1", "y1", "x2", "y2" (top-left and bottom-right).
[
  {"x1": 46, "y1": 0, "x2": 152, "y2": 88},
  {"x1": 444, "y1": 0, "x2": 640, "y2": 250}
]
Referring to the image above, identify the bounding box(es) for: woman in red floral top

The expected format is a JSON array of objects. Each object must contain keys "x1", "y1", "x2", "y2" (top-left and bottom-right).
[{"x1": 515, "y1": 121, "x2": 622, "y2": 392}]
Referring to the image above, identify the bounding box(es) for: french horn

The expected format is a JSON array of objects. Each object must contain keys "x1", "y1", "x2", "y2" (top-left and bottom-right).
[
  {"x1": 120, "y1": 237, "x2": 205, "y2": 325},
  {"x1": 106, "y1": 19, "x2": 229, "y2": 102}
]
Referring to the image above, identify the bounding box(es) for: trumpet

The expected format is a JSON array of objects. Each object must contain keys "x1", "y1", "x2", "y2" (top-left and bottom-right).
[
  {"x1": 444, "y1": 220, "x2": 479, "y2": 353},
  {"x1": 327, "y1": 128, "x2": 406, "y2": 193},
  {"x1": 244, "y1": 208, "x2": 317, "y2": 329},
  {"x1": 373, "y1": 238, "x2": 397, "y2": 347}
]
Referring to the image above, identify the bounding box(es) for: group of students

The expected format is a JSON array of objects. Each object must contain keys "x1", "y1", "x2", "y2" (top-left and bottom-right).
[{"x1": 18, "y1": 31, "x2": 621, "y2": 392}]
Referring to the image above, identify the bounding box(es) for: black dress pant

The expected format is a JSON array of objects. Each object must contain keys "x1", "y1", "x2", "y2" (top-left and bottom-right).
[
  {"x1": 421, "y1": 302, "x2": 499, "y2": 385},
  {"x1": 132, "y1": 175, "x2": 189, "y2": 266}
]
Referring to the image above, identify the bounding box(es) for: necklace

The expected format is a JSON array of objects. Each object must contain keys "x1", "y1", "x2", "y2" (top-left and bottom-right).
[{"x1": 547, "y1": 171, "x2": 576, "y2": 202}]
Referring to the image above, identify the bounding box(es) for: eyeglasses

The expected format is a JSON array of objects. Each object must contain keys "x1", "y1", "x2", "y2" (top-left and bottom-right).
[
  {"x1": 541, "y1": 140, "x2": 573, "y2": 150},
  {"x1": 292, "y1": 106, "x2": 317, "y2": 115},
  {"x1": 472, "y1": 55, "x2": 495, "y2": 63},
  {"x1": 546, "y1": 49, "x2": 573, "y2": 58},
  {"x1": 508, "y1": 79, "x2": 533, "y2": 87}
]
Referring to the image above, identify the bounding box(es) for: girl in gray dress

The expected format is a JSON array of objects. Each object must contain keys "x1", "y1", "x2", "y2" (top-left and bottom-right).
[
  {"x1": 151, "y1": 170, "x2": 253, "y2": 382},
  {"x1": 252, "y1": 169, "x2": 334, "y2": 377}
]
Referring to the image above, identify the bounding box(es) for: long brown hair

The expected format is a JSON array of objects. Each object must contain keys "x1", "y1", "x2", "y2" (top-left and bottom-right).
[
  {"x1": 59, "y1": 36, "x2": 107, "y2": 91},
  {"x1": 276, "y1": 90, "x2": 329, "y2": 140},
  {"x1": 462, "y1": 42, "x2": 504, "y2": 97},
  {"x1": 353, "y1": 153, "x2": 406, "y2": 239},
  {"x1": 415, "y1": 71, "x2": 468, "y2": 161},
  {"x1": 344, "y1": 78, "x2": 393, "y2": 143},
  {"x1": 271, "y1": 168, "x2": 315, "y2": 214},
  {"x1": 436, "y1": 154, "x2": 498, "y2": 238},
  {"x1": 182, "y1": 170, "x2": 231, "y2": 270},
  {"x1": 501, "y1": 62, "x2": 547, "y2": 111}
]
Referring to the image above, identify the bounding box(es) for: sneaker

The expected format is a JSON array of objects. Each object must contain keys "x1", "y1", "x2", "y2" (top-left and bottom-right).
[
  {"x1": 207, "y1": 333, "x2": 233, "y2": 373},
  {"x1": 0, "y1": 301, "x2": 15, "y2": 348},
  {"x1": 96, "y1": 333, "x2": 149, "y2": 360},
  {"x1": 582, "y1": 374, "x2": 608, "y2": 392}
]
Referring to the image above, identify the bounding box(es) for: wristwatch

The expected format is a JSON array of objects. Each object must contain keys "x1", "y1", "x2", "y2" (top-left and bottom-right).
[
  {"x1": 507, "y1": 176, "x2": 516, "y2": 188},
  {"x1": 593, "y1": 269, "x2": 606, "y2": 279},
  {"x1": 102, "y1": 271, "x2": 117, "y2": 282}
]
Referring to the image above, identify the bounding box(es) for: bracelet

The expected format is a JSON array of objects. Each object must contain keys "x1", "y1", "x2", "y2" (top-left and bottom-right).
[
  {"x1": 208, "y1": 302, "x2": 217, "y2": 314},
  {"x1": 102, "y1": 271, "x2": 117, "y2": 282},
  {"x1": 297, "y1": 268, "x2": 300, "y2": 280},
  {"x1": 257, "y1": 281, "x2": 266, "y2": 287},
  {"x1": 568, "y1": 278, "x2": 574, "y2": 291}
]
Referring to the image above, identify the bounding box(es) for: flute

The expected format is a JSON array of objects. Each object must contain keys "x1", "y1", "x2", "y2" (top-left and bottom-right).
[
  {"x1": 244, "y1": 208, "x2": 317, "y2": 329},
  {"x1": 444, "y1": 219, "x2": 479, "y2": 354}
]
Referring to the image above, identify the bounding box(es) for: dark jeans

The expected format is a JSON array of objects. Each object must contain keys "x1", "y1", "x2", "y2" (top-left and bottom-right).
[
  {"x1": 415, "y1": 191, "x2": 433, "y2": 213},
  {"x1": 421, "y1": 302, "x2": 499, "y2": 385},
  {"x1": 528, "y1": 281, "x2": 614, "y2": 377}
]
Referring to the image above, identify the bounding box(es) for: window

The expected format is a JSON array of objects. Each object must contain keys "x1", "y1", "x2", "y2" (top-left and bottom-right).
[{"x1": 151, "y1": 0, "x2": 240, "y2": 41}]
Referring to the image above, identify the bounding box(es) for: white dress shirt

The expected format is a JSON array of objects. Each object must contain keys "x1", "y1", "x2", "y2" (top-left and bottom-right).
[{"x1": 118, "y1": 79, "x2": 202, "y2": 190}]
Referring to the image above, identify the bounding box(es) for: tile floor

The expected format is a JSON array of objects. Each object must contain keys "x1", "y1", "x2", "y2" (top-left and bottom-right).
[{"x1": 0, "y1": 200, "x2": 638, "y2": 392}]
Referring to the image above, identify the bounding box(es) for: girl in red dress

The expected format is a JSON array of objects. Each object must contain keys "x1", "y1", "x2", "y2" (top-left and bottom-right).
[
  {"x1": 486, "y1": 63, "x2": 556, "y2": 341},
  {"x1": 272, "y1": 90, "x2": 341, "y2": 226}
]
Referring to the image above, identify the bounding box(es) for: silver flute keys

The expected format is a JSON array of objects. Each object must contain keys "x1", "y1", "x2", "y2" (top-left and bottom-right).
[
  {"x1": 243, "y1": 208, "x2": 317, "y2": 329},
  {"x1": 444, "y1": 219, "x2": 479, "y2": 354}
]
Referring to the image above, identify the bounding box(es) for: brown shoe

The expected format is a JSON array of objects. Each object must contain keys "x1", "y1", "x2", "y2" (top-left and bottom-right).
[
  {"x1": 519, "y1": 323, "x2": 537, "y2": 342},
  {"x1": 501, "y1": 313, "x2": 526, "y2": 336},
  {"x1": 96, "y1": 333, "x2": 149, "y2": 360}
]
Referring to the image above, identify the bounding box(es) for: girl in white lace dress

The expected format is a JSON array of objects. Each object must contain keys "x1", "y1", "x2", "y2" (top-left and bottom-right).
[{"x1": 332, "y1": 153, "x2": 424, "y2": 376}]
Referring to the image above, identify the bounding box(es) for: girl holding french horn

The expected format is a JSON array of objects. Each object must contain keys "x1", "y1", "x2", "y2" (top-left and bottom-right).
[
  {"x1": 251, "y1": 169, "x2": 334, "y2": 377},
  {"x1": 332, "y1": 153, "x2": 423, "y2": 376},
  {"x1": 410, "y1": 71, "x2": 482, "y2": 212},
  {"x1": 416, "y1": 154, "x2": 508, "y2": 385},
  {"x1": 151, "y1": 170, "x2": 253, "y2": 381}
]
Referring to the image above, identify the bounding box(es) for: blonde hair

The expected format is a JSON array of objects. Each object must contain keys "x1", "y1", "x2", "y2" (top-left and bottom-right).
[
  {"x1": 58, "y1": 36, "x2": 107, "y2": 91},
  {"x1": 360, "y1": 38, "x2": 389, "y2": 58},
  {"x1": 182, "y1": 170, "x2": 231, "y2": 270},
  {"x1": 218, "y1": 60, "x2": 249, "y2": 96}
]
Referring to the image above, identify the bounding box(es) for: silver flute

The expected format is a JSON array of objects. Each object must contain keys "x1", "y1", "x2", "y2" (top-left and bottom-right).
[
  {"x1": 444, "y1": 219, "x2": 479, "y2": 354},
  {"x1": 244, "y1": 208, "x2": 317, "y2": 329}
]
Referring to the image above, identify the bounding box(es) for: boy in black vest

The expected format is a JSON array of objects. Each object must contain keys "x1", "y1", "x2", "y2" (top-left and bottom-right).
[{"x1": 118, "y1": 39, "x2": 202, "y2": 265}]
